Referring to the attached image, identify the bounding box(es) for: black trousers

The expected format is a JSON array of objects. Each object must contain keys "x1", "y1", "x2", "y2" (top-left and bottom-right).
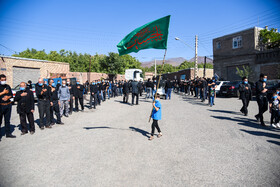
[
  {"x1": 241, "y1": 98, "x2": 250, "y2": 115},
  {"x1": 151, "y1": 119, "x2": 161, "y2": 136},
  {"x1": 256, "y1": 96, "x2": 268, "y2": 123},
  {"x1": 123, "y1": 92, "x2": 129, "y2": 103},
  {"x1": 113, "y1": 89, "x2": 117, "y2": 97},
  {"x1": 19, "y1": 112, "x2": 35, "y2": 133},
  {"x1": 97, "y1": 92, "x2": 101, "y2": 105},
  {"x1": 90, "y1": 93, "x2": 97, "y2": 108},
  {"x1": 132, "y1": 93, "x2": 139, "y2": 104},
  {"x1": 50, "y1": 100, "x2": 61, "y2": 124},
  {"x1": 38, "y1": 100, "x2": 51, "y2": 127},
  {"x1": 75, "y1": 97, "x2": 84, "y2": 111},
  {"x1": 69, "y1": 94, "x2": 74, "y2": 114},
  {"x1": 0, "y1": 103, "x2": 12, "y2": 136},
  {"x1": 271, "y1": 110, "x2": 280, "y2": 124},
  {"x1": 102, "y1": 90, "x2": 106, "y2": 101}
]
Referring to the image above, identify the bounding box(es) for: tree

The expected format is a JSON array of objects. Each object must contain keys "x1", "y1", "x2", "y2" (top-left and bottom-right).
[
  {"x1": 259, "y1": 28, "x2": 280, "y2": 49},
  {"x1": 236, "y1": 66, "x2": 253, "y2": 80}
]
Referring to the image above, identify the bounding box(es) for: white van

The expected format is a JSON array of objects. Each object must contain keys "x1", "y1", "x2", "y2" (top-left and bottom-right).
[{"x1": 125, "y1": 69, "x2": 143, "y2": 81}]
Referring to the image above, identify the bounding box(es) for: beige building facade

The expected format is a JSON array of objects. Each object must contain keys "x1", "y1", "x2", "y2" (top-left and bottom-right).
[{"x1": 0, "y1": 56, "x2": 126, "y2": 87}]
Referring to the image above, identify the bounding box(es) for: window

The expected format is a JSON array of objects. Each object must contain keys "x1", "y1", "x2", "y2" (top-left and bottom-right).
[
  {"x1": 232, "y1": 36, "x2": 242, "y2": 49},
  {"x1": 216, "y1": 41, "x2": 221, "y2": 49}
]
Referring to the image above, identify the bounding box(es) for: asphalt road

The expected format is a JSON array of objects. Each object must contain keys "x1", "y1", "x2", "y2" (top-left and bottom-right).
[{"x1": 0, "y1": 93, "x2": 279, "y2": 186}]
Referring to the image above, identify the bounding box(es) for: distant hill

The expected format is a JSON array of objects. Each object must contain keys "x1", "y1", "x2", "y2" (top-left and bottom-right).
[{"x1": 141, "y1": 56, "x2": 213, "y2": 68}]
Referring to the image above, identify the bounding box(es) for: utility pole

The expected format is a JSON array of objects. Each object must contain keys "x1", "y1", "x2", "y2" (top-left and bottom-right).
[
  {"x1": 155, "y1": 59, "x2": 157, "y2": 78},
  {"x1": 194, "y1": 35, "x2": 198, "y2": 79},
  {"x1": 88, "y1": 55, "x2": 91, "y2": 84},
  {"x1": 203, "y1": 56, "x2": 206, "y2": 78}
]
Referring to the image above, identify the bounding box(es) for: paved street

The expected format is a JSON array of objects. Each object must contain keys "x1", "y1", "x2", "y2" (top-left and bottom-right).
[{"x1": 0, "y1": 93, "x2": 279, "y2": 186}]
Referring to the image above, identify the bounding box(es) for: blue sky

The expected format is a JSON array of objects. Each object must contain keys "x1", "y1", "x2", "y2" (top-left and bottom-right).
[{"x1": 0, "y1": 0, "x2": 279, "y2": 62}]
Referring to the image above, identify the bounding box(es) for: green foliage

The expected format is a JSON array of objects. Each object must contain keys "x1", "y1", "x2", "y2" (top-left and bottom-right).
[
  {"x1": 13, "y1": 48, "x2": 213, "y2": 75},
  {"x1": 236, "y1": 66, "x2": 253, "y2": 80},
  {"x1": 13, "y1": 48, "x2": 142, "y2": 74},
  {"x1": 259, "y1": 28, "x2": 280, "y2": 49}
]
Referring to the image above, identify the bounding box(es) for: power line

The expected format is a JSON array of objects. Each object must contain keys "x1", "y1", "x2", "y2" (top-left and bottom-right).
[{"x1": 0, "y1": 43, "x2": 18, "y2": 54}]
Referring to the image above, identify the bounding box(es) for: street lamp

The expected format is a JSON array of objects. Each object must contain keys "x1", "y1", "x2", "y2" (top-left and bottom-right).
[{"x1": 175, "y1": 36, "x2": 198, "y2": 79}]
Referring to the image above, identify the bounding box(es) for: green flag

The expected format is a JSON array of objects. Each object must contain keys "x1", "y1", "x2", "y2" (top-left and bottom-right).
[{"x1": 117, "y1": 15, "x2": 170, "y2": 56}]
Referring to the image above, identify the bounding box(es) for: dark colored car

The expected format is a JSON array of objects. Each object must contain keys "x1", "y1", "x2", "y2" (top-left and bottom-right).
[
  {"x1": 220, "y1": 81, "x2": 242, "y2": 97},
  {"x1": 266, "y1": 79, "x2": 280, "y2": 101}
]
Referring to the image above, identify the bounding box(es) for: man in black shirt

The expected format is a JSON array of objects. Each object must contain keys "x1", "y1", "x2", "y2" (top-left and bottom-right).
[
  {"x1": 67, "y1": 79, "x2": 74, "y2": 115},
  {"x1": 131, "y1": 80, "x2": 140, "y2": 105},
  {"x1": 123, "y1": 80, "x2": 130, "y2": 103},
  {"x1": 49, "y1": 79, "x2": 63, "y2": 125},
  {"x1": 27, "y1": 80, "x2": 33, "y2": 90},
  {"x1": 239, "y1": 77, "x2": 252, "y2": 116},
  {"x1": 165, "y1": 78, "x2": 173, "y2": 100},
  {"x1": 201, "y1": 78, "x2": 208, "y2": 102},
  {"x1": 14, "y1": 82, "x2": 35, "y2": 135},
  {"x1": 255, "y1": 73, "x2": 268, "y2": 126},
  {"x1": 73, "y1": 80, "x2": 84, "y2": 112},
  {"x1": 35, "y1": 78, "x2": 52, "y2": 129},
  {"x1": 0, "y1": 74, "x2": 16, "y2": 139},
  {"x1": 146, "y1": 79, "x2": 153, "y2": 99},
  {"x1": 89, "y1": 81, "x2": 98, "y2": 109}
]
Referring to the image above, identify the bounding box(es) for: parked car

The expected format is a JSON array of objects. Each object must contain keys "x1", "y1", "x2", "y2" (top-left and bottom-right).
[
  {"x1": 219, "y1": 81, "x2": 242, "y2": 97},
  {"x1": 266, "y1": 79, "x2": 280, "y2": 101},
  {"x1": 156, "y1": 80, "x2": 166, "y2": 99},
  {"x1": 215, "y1": 81, "x2": 230, "y2": 95},
  {"x1": 11, "y1": 83, "x2": 37, "y2": 103}
]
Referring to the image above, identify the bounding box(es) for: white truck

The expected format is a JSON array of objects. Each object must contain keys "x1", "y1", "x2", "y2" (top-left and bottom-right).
[{"x1": 125, "y1": 69, "x2": 143, "y2": 81}]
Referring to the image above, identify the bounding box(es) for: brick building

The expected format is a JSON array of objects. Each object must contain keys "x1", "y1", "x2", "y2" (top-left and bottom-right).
[
  {"x1": 213, "y1": 27, "x2": 280, "y2": 82},
  {"x1": 162, "y1": 68, "x2": 213, "y2": 80},
  {"x1": 0, "y1": 56, "x2": 125, "y2": 87}
]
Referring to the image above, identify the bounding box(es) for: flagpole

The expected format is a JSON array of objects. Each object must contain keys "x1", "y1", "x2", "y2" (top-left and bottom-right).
[{"x1": 148, "y1": 49, "x2": 167, "y2": 122}]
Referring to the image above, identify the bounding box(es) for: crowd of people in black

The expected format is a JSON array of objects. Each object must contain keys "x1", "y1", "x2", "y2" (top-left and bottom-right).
[{"x1": 0, "y1": 72, "x2": 279, "y2": 141}]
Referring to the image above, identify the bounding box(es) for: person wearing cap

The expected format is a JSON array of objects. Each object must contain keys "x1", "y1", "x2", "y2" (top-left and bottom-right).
[
  {"x1": 0, "y1": 74, "x2": 16, "y2": 139},
  {"x1": 149, "y1": 94, "x2": 162, "y2": 141},
  {"x1": 14, "y1": 82, "x2": 35, "y2": 135}
]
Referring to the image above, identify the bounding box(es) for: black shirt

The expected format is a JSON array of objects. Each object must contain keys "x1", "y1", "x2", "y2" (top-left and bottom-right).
[
  {"x1": 0, "y1": 84, "x2": 13, "y2": 104},
  {"x1": 90, "y1": 84, "x2": 98, "y2": 94},
  {"x1": 35, "y1": 83, "x2": 51, "y2": 100},
  {"x1": 50, "y1": 86, "x2": 59, "y2": 101},
  {"x1": 256, "y1": 80, "x2": 267, "y2": 97},
  {"x1": 14, "y1": 89, "x2": 34, "y2": 113}
]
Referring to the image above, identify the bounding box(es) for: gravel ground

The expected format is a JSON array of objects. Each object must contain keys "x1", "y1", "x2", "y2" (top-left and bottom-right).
[{"x1": 0, "y1": 93, "x2": 279, "y2": 187}]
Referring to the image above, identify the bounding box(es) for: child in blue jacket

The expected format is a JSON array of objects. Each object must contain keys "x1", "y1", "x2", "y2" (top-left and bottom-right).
[{"x1": 149, "y1": 94, "x2": 162, "y2": 140}]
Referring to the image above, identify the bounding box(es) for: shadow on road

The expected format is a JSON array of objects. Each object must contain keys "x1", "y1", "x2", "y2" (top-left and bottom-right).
[
  {"x1": 129, "y1": 127, "x2": 150, "y2": 138},
  {"x1": 208, "y1": 109, "x2": 242, "y2": 115},
  {"x1": 267, "y1": 140, "x2": 280, "y2": 146},
  {"x1": 84, "y1": 126, "x2": 112, "y2": 130},
  {"x1": 210, "y1": 115, "x2": 278, "y2": 131},
  {"x1": 114, "y1": 100, "x2": 132, "y2": 105},
  {"x1": 82, "y1": 126, "x2": 150, "y2": 138},
  {"x1": 181, "y1": 96, "x2": 209, "y2": 107},
  {"x1": 0, "y1": 124, "x2": 17, "y2": 137},
  {"x1": 240, "y1": 129, "x2": 280, "y2": 139}
]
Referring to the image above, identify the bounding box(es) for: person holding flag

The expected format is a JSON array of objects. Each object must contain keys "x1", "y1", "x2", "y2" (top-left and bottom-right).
[
  {"x1": 148, "y1": 94, "x2": 162, "y2": 140},
  {"x1": 117, "y1": 15, "x2": 170, "y2": 137}
]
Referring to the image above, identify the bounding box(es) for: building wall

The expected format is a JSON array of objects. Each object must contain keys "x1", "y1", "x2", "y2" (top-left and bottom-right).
[
  {"x1": 162, "y1": 68, "x2": 213, "y2": 80},
  {"x1": 0, "y1": 56, "x2": 128, "y2": 86},
  {"x1": 0, "y1": 56, "x2": 69, "y2": 86},
  {"x1": 213, "y1": 27, "x2": 280, "y2": 82}
]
